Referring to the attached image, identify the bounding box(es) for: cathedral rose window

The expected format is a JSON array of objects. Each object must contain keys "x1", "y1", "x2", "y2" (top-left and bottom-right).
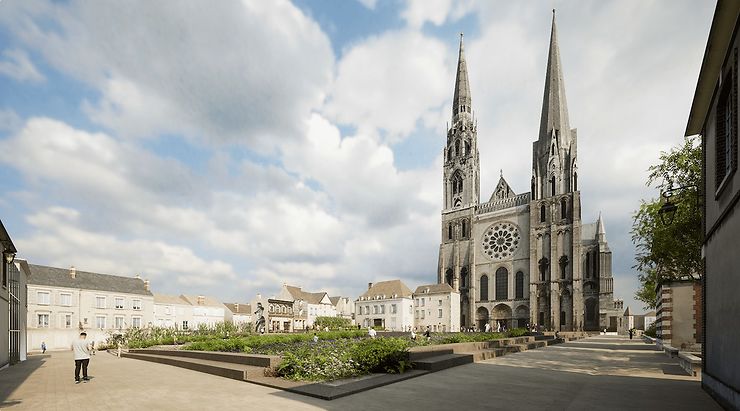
[{"x1": 482, "y1": 222, "x2": 520, "y2": 259}]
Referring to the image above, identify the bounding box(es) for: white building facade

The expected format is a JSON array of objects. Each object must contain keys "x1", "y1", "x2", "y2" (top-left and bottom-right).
[
  {"x1": 26, "y1": 264, "x2": 154, "y2": 351},
  {"x1": 413, "y1": 284, "x2": 461, "y2": 332},
  {"x1": 179, "y1": 295, "x2": 227, "y2": 329},
  {"x1": 355, "y1": 280, "x2": 414, "y2": 332},
  {"x1": 153, "y1": 294, "x2": 194, "y2": 330}
]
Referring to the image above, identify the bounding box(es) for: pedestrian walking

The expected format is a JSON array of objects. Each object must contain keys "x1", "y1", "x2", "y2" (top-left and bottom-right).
[
  {"x1": 368, "y1": 327, "x2": 377, "y2": 339},
  {"x1": 410, "y1": 329, "x2": 417, "y2": 341},
  {"x1": 72, "y1": 332, "x2": 91, "y2": 384},
  {"x1": 484, "y1": 322, "x2": 491, "y2": 333},
  {"x1": 423, "y1": 325, "x2": 431, "y2": 341},
  {"x1": 41, "y1": 341, "x2": 46, "y2": 354},
  {"x1": 628, "y1": 328, "x2": 634, "y2": 340}
]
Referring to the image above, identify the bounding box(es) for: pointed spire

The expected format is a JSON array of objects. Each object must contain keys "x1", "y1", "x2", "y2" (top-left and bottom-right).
[
  {"x1": 538, "y1": 11, "x2": 570, "y2": 142},
  {"x1": 452, "y1": 33, "x2": 471, "y2": 122},
  {"x1": 596, "y1": 212, "x2": 605, "y2": 234}
]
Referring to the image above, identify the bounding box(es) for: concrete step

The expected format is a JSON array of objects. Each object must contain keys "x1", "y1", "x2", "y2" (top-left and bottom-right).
[
  {"x1": 546, "y1": 338, "x2": 565, "y2": 346},
  {"x1": 408, "y1": 348, "x2": 455, "y2": 361},
  {"x1": 463, "y1": 348, "x2": 507, "y2": 362},
  {"x1": 127, "y1": 349, "x2": 280, "y2": 368},
  {"x1": 412, "y1": 353, "x2": 473, "y2": 372},
  {"x1": 123, "y1": 352, "x2": 267, "y2": 381}
]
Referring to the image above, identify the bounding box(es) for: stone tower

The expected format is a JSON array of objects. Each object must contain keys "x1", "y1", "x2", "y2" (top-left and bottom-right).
[
  {"x1": 437, "y1": 34, "x2": 480, "y2": 327},
  {"x1": 529, "y1": 12, "x2": 584, "y2": 331}
]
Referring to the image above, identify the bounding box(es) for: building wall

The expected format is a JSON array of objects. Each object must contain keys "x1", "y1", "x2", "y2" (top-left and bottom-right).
[
  {"x1": 413, "y1": 292, "x2": 460, "y2": 332},
  {"x1": 154, "y1": 303, "x2": 193, "y2": 329},
  {"x1": 355, "y1": 297, "x2": 414, "y2": 331},
  {"x1": 0, "y1": 264, "x2": 9, "y2": 367},
  {"x1": 307, "y1": 302, "x2": 337, "y2": 327},
  {"x1": 27, "y1": 284, "x2": 154, "y2": 350},
  {"x1": 191, "y1": 305, "x2": 226, "y2": 328}
]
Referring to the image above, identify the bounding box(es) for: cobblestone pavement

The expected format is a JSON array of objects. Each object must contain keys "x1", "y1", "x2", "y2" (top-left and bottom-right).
[{"x1": 0, "y1": 335, "x2": 720, "y2": 410}]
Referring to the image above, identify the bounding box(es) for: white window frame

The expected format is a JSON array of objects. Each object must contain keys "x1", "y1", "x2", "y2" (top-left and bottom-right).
[
  {"x1": 115, "y1": 316, "x2": 125, "y2": 329},
  {"x1": 96, "y1": 296, "x2": 106, "y2": 309},
  {"x1": 63, "y1": 313, "x2": 72, "y2": 328},
  {"x1": 115, "y1": 297, "x2": 125, "y2": 310},
  {"x1": 132, "y1": 299, "x2": 142, "y2": 310},
  {"x1": 96, "y1": 315, "x2": 106, "y2": 330},
  {"x1": 438, "y1": 309, "x2": 443, "y2": 318},
  {"x1": 132, "y1": 316, "x2": 142, "y2": 328},
  {"x1": 37, "y1": 291, "x2": 50, "y2": 305},
  {"x1": 182, "y1": 320, "x2": 189, "y2": 330},
  {"x1": 38, "y1": 313, "x2": 50, "y2": 328},
  {"x1": 60, "y1": 293, "x2": 72, "y2": 307}
]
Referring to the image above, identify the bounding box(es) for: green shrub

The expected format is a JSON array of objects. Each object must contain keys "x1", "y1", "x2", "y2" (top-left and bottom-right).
[
  {"x1": 644, "y1": 323, "x2": 657, "y2": 338},
  {"x1": 350, "y1": 338, "x2": 411, "y2": 374},
  {"x1": 313, "y1": 316, "x2": 352, "y2": 330}
]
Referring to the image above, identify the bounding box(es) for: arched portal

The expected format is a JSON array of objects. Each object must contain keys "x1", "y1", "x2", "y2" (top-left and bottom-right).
[
  {"x1": 476, "y1": 307, "x2": 489, "y2": 331},
  {"x1": 492, "y1": 303, "x2": 513, "y2": 330}
]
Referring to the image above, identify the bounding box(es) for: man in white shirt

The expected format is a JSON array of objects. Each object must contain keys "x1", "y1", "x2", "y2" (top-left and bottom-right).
[
  {"x1": 72, "y1": 332, "x2": 91, "y2": 383},
  {"x1": 368, "y1": 327, "x2": 377, "y2": 339}
]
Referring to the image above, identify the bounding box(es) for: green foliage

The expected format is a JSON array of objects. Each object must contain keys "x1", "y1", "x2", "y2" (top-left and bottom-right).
[
  {"x1": 350, "y1": 338, "x2": 411, "y2": 374},
  {"x1": 115, "y1": 322, "x2": 255, "y2": 349},
  {"x1": 185, "y1": 338, "x2": 254, "y2": 353},
  {"x1": 313, "y1": 316, "x2": 352, "y2": 330},
  {"x1": 632, "y1": 135, "x2": 702, "y2": 309},
  {"x1": 644, "y1": 322, "x2": 657, "y2": 338}
]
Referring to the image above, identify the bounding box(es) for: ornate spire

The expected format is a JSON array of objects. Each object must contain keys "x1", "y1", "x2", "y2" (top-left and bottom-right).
[
  {"x1": 538, "y1": 11, "x2": 570, "y2": 142},
  {"x1": 452, "y1": 33, "x2": 471, "y2": 121}
]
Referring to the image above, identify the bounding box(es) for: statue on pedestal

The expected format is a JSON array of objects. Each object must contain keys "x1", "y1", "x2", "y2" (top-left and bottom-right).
[{"x1": 254, "y1": 302, "x2": 265, "y2": 334}]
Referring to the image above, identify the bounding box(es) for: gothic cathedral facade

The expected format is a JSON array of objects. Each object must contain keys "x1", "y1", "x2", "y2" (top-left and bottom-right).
[{"x1": 437, "y1": 15, "x2": 616, "y2": 332}]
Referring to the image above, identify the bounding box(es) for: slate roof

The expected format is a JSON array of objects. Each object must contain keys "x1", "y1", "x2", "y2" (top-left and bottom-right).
[
  {"x1": 413, "y1": 283, "x2": 456, "y2": 295},
  {"x1": 623, "y1": 307, "x2": 632, "y2": 316},
  {"x1": 359, "y1": 280, "x2": 413, "y2": 300},
  {"x1": 154, "y1": 294, "x2": 190, "y2": 305},
  {"x1": 329, "y1": 296, "x2": 341, "y2": 306},
  {"x1": 224, "y1": 303, "x2": 252, "y2": 314},
  {"x1": 285, "y1": 285, "x2": 329, "y2": 304},
  {"x1": 180, "y1": 295, "x2": 226, "y2": 308},
  {"x1": 27, "y1": 264, "x2": 152, "y2": 296}
]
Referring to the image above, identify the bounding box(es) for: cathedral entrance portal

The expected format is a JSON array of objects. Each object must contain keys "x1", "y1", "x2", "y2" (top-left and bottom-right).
[
  {"x1": 492, "y1": 304, "x2": 512, "y2": 330},
  {"x1": 476, "y1": 307, "x2": 489, "y2": 331}
]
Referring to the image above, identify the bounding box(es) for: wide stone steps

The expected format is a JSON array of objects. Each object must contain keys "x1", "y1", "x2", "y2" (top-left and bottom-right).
[
  {"x1": 411, "y1": 353, "x2": 474, "y2": 372},
  {"x1": 123, "y1": 352, "x2": 267, "y2": 381}
]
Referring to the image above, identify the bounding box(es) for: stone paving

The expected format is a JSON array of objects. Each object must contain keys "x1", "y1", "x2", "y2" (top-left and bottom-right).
[{"x1": 0, "y1": 335, "x2": 720, "y2": 410}]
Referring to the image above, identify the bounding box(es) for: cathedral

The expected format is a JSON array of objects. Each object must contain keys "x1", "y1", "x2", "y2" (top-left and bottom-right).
[{"x1": 437, "y1": 14, "x2": 617, "y2": 332}]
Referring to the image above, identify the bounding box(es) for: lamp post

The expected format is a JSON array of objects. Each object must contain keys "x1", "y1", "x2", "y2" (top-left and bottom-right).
[{"x1": 658, "y1": 185, "x2": 697, "y2": 226}]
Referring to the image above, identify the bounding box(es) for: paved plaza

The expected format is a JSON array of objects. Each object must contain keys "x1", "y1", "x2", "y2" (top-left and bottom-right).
[{"x1": 0, "y1": 335, "x2": 719, "y2": 410}]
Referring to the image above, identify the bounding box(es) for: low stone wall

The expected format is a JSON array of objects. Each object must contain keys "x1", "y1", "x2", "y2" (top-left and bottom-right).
[{"x1": 678, "y1": 352, "x2": 702, "y2": 377}]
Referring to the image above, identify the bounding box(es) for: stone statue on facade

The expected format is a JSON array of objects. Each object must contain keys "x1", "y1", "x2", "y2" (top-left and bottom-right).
[{"x1": 254, "y1": 302, "x2": 265, "y2": 334}]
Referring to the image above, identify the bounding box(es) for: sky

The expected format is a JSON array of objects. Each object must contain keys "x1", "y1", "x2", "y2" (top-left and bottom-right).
[{"x1": 0, "y1": 0, "x2": 715, "y2": 314}]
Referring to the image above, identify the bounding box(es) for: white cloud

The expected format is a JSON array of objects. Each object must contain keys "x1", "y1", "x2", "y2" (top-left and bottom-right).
[
  {"x1": 0, "y1": 49, "x2": 45, "y2": 83},
  {"x1": 357, "y1": 0, "x2": 378, "y2": 10},
  {"x1": 0, "y1": 108, "x2": 22, "y2": 132},
  {"x1": 1, "y1": 0, "x2": 334, "y2": 148},
  {"x1": 401, "y1": 0, "x2": 477, "y2": 29},
  {"x1": 324, "y1": 30, "x2": 453, "y2": 142}
]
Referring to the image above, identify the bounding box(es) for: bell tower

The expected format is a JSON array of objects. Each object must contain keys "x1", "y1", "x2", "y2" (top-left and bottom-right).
[{"x1": 438, "y1": 34, "x2": 479, "y2": 329}]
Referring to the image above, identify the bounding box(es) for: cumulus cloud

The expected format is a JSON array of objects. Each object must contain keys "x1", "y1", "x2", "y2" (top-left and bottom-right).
[
  {"x1": 401, "y1": 0, "x2": 477, "y2": 29},
  {"x1": 0, "y1": 0, "x2": 334, "y2": 149},
  {"x1": 0, "y1": 49, "x2": 45, "y2": 83},
  {"x1": 324, "y1": 30, "x2": 453, "y2": 142}
]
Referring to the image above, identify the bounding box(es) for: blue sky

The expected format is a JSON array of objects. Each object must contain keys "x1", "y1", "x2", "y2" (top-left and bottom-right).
[{"x1": 0, "y1": 0, "x2": 715, "y2": 313}]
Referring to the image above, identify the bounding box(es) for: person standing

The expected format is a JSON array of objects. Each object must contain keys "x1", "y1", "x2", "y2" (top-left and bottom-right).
[
  {"x1": 484, "y1": 322, "x2": 491, "y2": 333},
  {"x1": 368, "y1": 327, "x2": 377, "y2": 339},
  {"x1": 423, "y1": 325, "x2": 431, "y2": 341},
  {"x1": 41, "y1": 341, "x2": 46, "y2": 354},
  {"x1": 72, "y1": 332, "x2": 91, "y2": 384}
]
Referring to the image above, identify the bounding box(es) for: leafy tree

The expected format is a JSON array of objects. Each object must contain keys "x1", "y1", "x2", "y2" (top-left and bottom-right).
[{"x1": 631, "y1": 136, "x2": 702, "y2": 309}]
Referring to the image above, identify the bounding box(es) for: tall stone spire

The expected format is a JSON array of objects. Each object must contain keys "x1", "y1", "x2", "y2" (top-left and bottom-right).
[
  {"x1": 538, "y1": 10, "x2": 570, "y2": 142},
  {"x1": 452, "y1": 33, "x2": 471, "y2": 122}
]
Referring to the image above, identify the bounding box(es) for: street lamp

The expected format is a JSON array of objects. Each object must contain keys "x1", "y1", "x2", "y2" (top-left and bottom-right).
[
  {"x1": 3, "y1": 251, "x2": 15, "y2": 264},
  {"x1": 658, "y1": 185, "x2": 697, "y2": 226}
]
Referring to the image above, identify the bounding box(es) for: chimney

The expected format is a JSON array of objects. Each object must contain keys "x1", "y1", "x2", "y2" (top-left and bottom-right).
[
  {"x1": 235, "y1": 303, "x2": 239, "y2": 312},
  {"x1": 197, "y1": 295, "x2": 205, "y2": 305},
  {"x1": 69, "y1": 266, "x2": 76, "y2": 279},
  {"x1": 144, "y1": 279, "x2": 150, "y2": 291},
  {"x1": 368, "y1": 282, "x2": 373, "y2": 290}
]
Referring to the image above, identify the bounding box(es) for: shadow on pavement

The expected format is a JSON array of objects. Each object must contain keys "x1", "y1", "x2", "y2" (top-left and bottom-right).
[{"x1": 0, "y1": 355, "x2": 47, "y2": 407}]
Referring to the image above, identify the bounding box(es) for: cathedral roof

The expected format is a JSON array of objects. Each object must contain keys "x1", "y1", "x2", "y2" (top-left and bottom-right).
[
  {"x1": 538, "y1": 11, "x2": 571, "y2": 143},
  {"x1": 452, "y1": 33, "x2": 472, "y2": 121},
  {"x1": 489, "y1": 173, "x2": 516, "y2": 202}
]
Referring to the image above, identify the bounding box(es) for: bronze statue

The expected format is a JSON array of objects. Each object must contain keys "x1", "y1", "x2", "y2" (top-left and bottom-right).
[{"x1": 254, "y1": 302, "x2": 265, "y2": 334}]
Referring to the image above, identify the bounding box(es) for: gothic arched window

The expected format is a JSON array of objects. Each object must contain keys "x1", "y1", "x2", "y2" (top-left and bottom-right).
[
  {"x1": 585, "y1": 252, "x2": 590, "y2": 278},
  {"x1": 540, "y1": 204, "x2": 546, "y2": 222},
  {"x1": 445, "y1": 269, "x2": 453, "y2": 287},
  {"x1": 573, "y1": 172, "x2": 578, "y2": 191},
  {"x1": 455, "y1": 139, "x2": 460, "y2": 157},
  {"x1": 551, "y1": 175, "x2": 556, "y2": 196},
  {"x1": 495, "y1": 267, "x2": 508, "y2": 300},
  {"x1": 538, "y1": 258, "x2": 549, "y2": 281},
  {"x1": 515, "y1": 271, "x2": 524, "y2": 299},
  {"x1": 461, "y1": 267, "x2": 468, "y2": 288},
  {"x1": 531, "y1": 177, "x2": 536, "y2": 200},
  {"x1": 480, "y1": 275, "x2": 489, "y2": 301},
  {"x1": 559, "y1": 255, "x2": 569, "y2": 279},
  {"x1": 561, "y1": 198, "x2": 567, "y2": 220},
  {"x1": 461, "y1": 219, "x2": 467, "y2": 238},
  {"x1": 448, "y1": 223, "x2": 453, "y2": 240}
]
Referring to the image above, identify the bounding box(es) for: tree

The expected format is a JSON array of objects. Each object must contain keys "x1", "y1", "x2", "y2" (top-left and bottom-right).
[{"x1": 631, "y1": 136, "x2": 702, "y2": 309}]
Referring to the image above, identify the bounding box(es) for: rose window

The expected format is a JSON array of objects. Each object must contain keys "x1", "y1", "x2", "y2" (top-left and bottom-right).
[{"x1": 482, "y1": 222, "x2": 520, "y2": 260}]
